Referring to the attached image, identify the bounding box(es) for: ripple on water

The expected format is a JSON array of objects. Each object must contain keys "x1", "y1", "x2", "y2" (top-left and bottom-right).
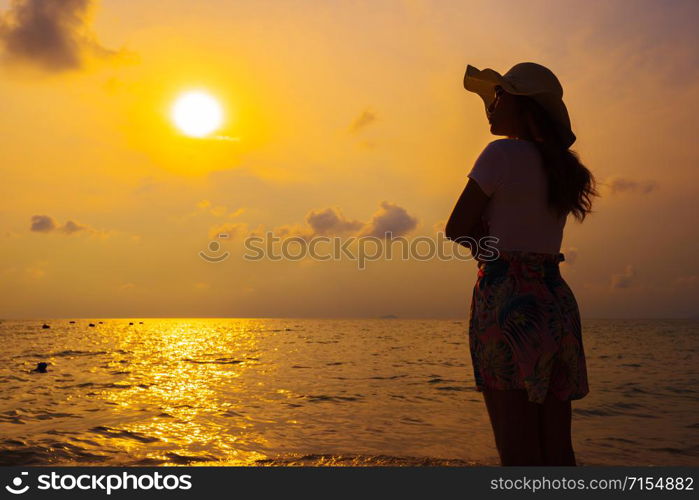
[
  {"x1": 89, "y1": 426, "x2": 161, "y2": 443},
  {"x1": 17, "y1": 350, "x2": 109, "y2": 358},
  {"x1": 252, "y1": 454, "x2": 484, "y2": 467},
  {"x1": 183, "y1": 357, "x2": 243, "y2": 365},
  {"x1": 0, "y1": 438, "x2": 112, "y2": 466},
  {"x1": 573, "y1": 402, "x2": 659, "y2": 419},
  {"x1": 304, "y1": 394, "x2": 363, "y2": 403},
  {"x1": 650, "y1": 444, "x2": 699, "y2": 457}
]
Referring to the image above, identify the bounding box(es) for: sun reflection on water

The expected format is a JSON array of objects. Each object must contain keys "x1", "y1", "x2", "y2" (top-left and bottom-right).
[
  {"x1": 3, "y1": 318, "x2": 693, "y2": 466},
  {"x1": 88, "y1": 319, "x2": 274, "y2": 464}
]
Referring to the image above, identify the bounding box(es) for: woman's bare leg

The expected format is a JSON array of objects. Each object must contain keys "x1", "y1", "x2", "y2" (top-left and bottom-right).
[
  {"x1": 482, "y1": 388, "x2": 544, "y2": 465},
  {"x1": 539, "y1": 390, "x2": 576, "y2": 465}
]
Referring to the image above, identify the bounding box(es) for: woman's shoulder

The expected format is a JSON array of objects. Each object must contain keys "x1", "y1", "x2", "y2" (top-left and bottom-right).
[
  {"x1": 483, "y1": 138, "x2": 539, "y2": 163},
  {"x1": 485, "y1": 138, "x2": 537, "y2": 152}
]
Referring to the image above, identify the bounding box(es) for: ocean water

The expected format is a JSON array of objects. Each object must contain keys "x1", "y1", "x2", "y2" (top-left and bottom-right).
[{"x1": 0, "y1": 318, "x2": 697, "y2": 467}]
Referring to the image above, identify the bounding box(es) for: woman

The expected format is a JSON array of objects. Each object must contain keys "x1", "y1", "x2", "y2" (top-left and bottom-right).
[{"x1": 445, "y1": 62, "x2": 598, "y2": 466}]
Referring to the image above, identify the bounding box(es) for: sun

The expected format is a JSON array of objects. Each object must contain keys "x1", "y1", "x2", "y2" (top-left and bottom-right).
[{"x1": 171, "y1": 91, "x2": 223, "y2": 137}]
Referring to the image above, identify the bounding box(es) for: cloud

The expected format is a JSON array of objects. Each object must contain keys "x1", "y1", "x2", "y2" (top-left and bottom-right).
[
  {"x1": 273, "y1": 202, "x2": 418, "y2": 240},
  {"x1": 29, "y1": 214, "x2": 100, "y2": 236},
  {"x1": 358, "y1": 140, "x2": 377, "y2": 149},
  {"x1": 604, "y1": 176, "x2": 659, "y2": 195},
  {"x1": 208, "y1": 222, "x2": 252, "y2": 240},
  {"x1": 611, "y1": 265, "x2": 635, "y2": 289},
  {"x1": 360, "y1": 201, "x2": 419, "y2": 238},
  {"x1": 306, "y1": 207, "x2": 364, "y2": 236},
  {"x1": 0, "y1": 0, "x2": 120, "y2": 72},
  {"x1": 197, "y1": 199, "x2": 228, "y2": 217},
  {"x1": 206, "y1": 202, "x2": 417, "y2": 243},
  {"x1": 212, "y1": 135, "x2": 241, "y2": 142},
  {"x1": 182, "y1": 200, "x2": 245, "y2": 222},
  {"x1": 1, "y1": 230, "x2": 22, "y2": 239},
  {"x1": 348, "y1": 109, "x2": 377, "y2": 133},
  {"x1": 61, "y1": 219, "x2": 89, "y2": 234},
  {"x1": 563, "y1": 247, "x2": 578, "y2": 265},
  {"x1": 30, "y1": 214, "x2": 57, "y2": 232},
  {"x1": 198, "y1": 200, "x2": 244, "y2": 218},
  {"x1": 132, "y1": 176, "x2": 160, "y2": 195},
  {"x1": 25, "y1": 262, "x2": 47, "y2": 280},
  {"x1": 432, "y1": 219, "x2": 446, "y2": 234},
  {"x1": 273, "y1": 207, "x2": 364, "y2": 241}
]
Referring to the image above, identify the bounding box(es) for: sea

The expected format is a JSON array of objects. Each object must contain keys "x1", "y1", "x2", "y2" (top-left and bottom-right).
[{"x1": 0, "y1": 318, "x2": 697, "y2": 466}]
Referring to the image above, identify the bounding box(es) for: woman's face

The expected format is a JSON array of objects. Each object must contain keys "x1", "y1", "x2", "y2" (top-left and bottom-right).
[{"x1": 487, "y1": 85, "x2": 520, "y2": 137}]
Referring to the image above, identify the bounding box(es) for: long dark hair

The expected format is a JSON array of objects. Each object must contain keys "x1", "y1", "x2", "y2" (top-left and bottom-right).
[{"x1": 515, "y1": 95, "x2": 598, "y2": 222}]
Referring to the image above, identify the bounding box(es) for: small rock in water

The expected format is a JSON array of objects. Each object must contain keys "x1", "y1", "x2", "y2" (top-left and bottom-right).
[
  {"x1": 42, "y1": 324, "x2": 50, "y2": 329},
  {"x1": 32, "y1": 362, "x2": 48, "y2": 373},
  {"x1": 88, "y1": 323, "x2": 96, "y2": 327}
]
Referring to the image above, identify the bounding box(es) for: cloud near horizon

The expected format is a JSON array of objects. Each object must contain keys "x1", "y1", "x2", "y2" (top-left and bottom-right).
[{"x1": 611, "y1": 265, "x2": 636, "y2": 290}]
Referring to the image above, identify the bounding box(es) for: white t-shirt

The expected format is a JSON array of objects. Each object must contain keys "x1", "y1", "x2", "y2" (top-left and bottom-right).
[{"x1": 467, "y1": 138, "x2": 567, "y2": 254}]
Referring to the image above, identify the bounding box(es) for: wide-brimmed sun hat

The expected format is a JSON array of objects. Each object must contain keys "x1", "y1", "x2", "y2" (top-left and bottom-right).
[{"x1": 463, "y1": 62, "x2": 576, "y2": 148}]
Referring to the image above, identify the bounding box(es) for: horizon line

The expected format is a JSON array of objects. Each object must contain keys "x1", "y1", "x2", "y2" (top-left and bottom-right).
[{"x1": 1, "y1": 316, "x2": 698, "y2": 321}]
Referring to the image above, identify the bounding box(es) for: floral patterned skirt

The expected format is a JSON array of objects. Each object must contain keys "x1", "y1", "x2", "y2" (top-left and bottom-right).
[{"x1": 468, "y1": 250, "x2": 590, "y2": 404}]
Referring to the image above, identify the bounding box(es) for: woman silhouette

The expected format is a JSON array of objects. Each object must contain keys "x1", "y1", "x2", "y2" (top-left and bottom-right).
[{"x1": 445, "y1": 62, "x2": 598, "y2": 466}]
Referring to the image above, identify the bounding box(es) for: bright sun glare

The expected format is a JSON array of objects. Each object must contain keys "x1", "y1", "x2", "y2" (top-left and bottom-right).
[{"x1": 171, "y1": 91, "x2": 223, "y2": 137}]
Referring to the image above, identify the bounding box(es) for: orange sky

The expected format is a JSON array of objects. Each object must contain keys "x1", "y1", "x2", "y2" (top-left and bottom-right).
[{"x1": 1, "y1": 0, "x2": 698, "y2": 319}]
